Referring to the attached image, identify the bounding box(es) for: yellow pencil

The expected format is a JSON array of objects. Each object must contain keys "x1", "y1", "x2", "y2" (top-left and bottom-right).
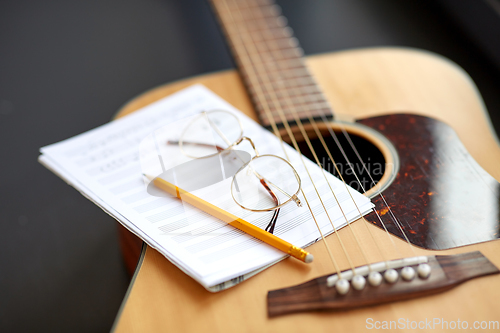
[{"x1": 145, "y1": 174, "x2": 313, "y2": 263}]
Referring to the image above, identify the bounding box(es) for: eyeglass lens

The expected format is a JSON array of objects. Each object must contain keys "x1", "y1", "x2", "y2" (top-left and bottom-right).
[
  {"x1": 180, "y1": 110, "x2": 242, "y2": 158},
  {"x1": 232, "y1": 155, "x2": 300, "y2": 211}
]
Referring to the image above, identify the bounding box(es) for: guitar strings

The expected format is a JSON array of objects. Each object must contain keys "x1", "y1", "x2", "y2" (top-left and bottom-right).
[
  {"x1": 240, "y1": 0, "x2": 417, "y2": 258},
  {"x1": 216, "y1": 0, "x2": 375, "y2": 272},
  {"x1": 215, "y1": 0, "x2": 417, "y2": 278},
  {"x1": 229, "y1": 0, "x2": 381, "y2": 272},
  {"x1": 252, "y1": 0, "x2": 417, "y2": 258},
  {"x1": 238, "y1": 0, "x2": 413, "y2": 265},
  {"x1": 220, "y1": 0, "x2": 376, "y2": 274},
  {"x1": 238, "y1": 0, "x2": 396, "y2": 269},
  {"x1": 216, "y1": 0, "x2": 346, "y2": 276},
  {"x1": 338, "y1": 126, "x2": 417, "y2": 255},
  {"x1": 219, "y1": 0, "x2": 374, "y2": 276}
]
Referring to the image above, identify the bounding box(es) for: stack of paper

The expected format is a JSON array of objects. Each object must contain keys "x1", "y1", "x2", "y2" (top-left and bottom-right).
[{"x1": 39, "y1": 85, "x2": 373, "y2": 291}]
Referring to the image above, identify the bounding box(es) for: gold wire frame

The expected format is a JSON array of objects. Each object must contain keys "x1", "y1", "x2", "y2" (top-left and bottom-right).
[
  {"x1": 179, "y1": 110, "x2": 244, "y2": 159},
  {"x1": 178, "y1": 110, "x2": 302, "y2": 212},
  {"x1": 230, "y1": 154, "x2": 302, "y2": 212}
]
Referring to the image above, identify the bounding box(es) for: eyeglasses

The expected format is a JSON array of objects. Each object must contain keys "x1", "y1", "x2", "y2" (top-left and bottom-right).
[{"x1": 169, "y1": 110, "x2": 302, "y2": 234}]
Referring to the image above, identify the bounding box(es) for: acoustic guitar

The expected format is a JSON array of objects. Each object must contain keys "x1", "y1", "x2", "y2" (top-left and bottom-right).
[{"x1": 112, "y1": 0, "x2": 500, "y2": 331}]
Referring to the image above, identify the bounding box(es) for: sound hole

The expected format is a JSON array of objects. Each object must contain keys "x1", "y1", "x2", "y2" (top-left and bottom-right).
[{"x1": 296, "y1": 130, "x2": 385, "y2": 193}]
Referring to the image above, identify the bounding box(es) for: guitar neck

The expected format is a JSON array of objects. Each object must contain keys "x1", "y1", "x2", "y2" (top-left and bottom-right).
[{"x1": 209, "y1": 0, "x2": 334, "y2": 128}]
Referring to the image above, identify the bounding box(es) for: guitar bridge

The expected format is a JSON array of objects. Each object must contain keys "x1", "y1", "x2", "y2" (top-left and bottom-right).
[{"x1": 267, "y1": 251, "x2": 499, "y2": 317}]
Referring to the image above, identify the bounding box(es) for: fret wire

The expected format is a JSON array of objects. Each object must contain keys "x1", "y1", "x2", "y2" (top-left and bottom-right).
[
  {"x1": 231, "y1": 37, "x2": 297, "y2": 50},
  {"x1": 244, "y1": 76, "x2": 330, "y2": 125},
  {"x1": 253, "y1": 91, "x2": 327, "y2": 101},
  {"x1": 252, "y1": 71, "x2": 314, "y2": 81},
  {"x1": 242, "y1": 74, "x2": 323, "y2": 91},
  {"x1": 220, "y1": 0, "x2": 364, "y2": 274},
  {"x1": 255, "y1": 101, "x2": 330, "y2": 111},
  {"x1": 231, "y1": 35, "x2": 295, "y2": 46},
  {"x1": 256, "y1": 90, "x2": 326, "y2": 98},
  {"x1": 228, "y1": 27, "x2": 292, "y2": 40},
  {"x1": 245, "y1": 72, "x2": 319, "y2": 86},
  {"x1": 246, "y1": 77, "x2": 318, "y2": 92},
  {"x1": 223, "y1": 21, "x2": 288, "y2": 35},
  {"x1": 247, "y1": 67, "x2": 310, "y2": 77},
  {"x1": 214, "y1": 0, "x2": 344, "y2": 275},
  {"x1": 227, "y1": 18, "x2": 286, "y2": 33},
  {"x1": 256, "y1": 91, "x2": 325, "y2": 100},
  {"x1": 234, "y1": 48, "x2": 303, "y2": 61},
  {"x1": 253, "y1": 75, "x2": 317, "y2": 87},
  {"x1": 225, "y1": 6, "x2": 288, "y2": 29},
  {"x1": 249, "y1": 87, "x2": 331, "y2": 126},
  {"x1": 244, "y1": 75, "x2": 318, "y2": 89},
  {"x1": 254, "y1": 109, "x2": 331, "y2": 119},
  {"x1": 239, "y1": 48, "x2": 303, "y2": 60},
  {"x1": 241, "y1": 0, "x2": 412, "y2": 259},
  {"x1": 248, "y1": 84, "x2": 321, "y2": 96},
  {"x1": 218, "y1": 6, "x2": 280, "y2": 21},
  {"x1": 237, "y1": 57, "x2": 303, "y2": 69},
  {"x1": 251, "y1": 108, "x2": 328, "y2": 125},
  {"x1": 254, "y1": 105, "x2": 331, "y2": 116},
  {"x1": 256, "y1": 107, "x2": 331, "y2": 119},
  {"x1": 267, "y1": 65, "x2": 308, "y2": 74},
  {"x1": 253, "y1": 67, "x2": 309, "y2": 77},
  {"x1": 218, "y1": 0, "x2": 265, "y2": 11},
  {"x1": 224, "y1": 20, "x2": 299, "y2": 49},
  {"x1": 255, "y1": 100, "x2": 330, "y2": 109},
  {"x1": 249, "y1": 92, "x2": 329, "y2": 116}
]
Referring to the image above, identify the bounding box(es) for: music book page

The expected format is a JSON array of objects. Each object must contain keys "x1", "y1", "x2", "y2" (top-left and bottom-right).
[{"x1": 39, "y1": 85, "x2": 374, "y2": 291}]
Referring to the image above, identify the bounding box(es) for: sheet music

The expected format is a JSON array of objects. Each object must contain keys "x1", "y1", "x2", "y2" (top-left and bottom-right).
[{"x1": 39, "y1": 85, "x2": 374, "y2": 290}]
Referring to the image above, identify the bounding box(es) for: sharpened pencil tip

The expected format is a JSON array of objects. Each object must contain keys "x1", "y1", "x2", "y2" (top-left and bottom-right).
[{"x1": 142, "y1": 173, "x2": 155, "y2": 181}]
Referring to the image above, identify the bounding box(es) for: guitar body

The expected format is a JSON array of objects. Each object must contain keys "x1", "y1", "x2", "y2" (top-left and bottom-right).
[{"x1": 113, "y1": 48, "x2": 500, "y2": 332}]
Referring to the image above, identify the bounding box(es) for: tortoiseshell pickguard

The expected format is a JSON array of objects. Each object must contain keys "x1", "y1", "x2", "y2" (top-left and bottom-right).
[{"x1": 358, "y1": 114, "x2": 500, "y2": 250}]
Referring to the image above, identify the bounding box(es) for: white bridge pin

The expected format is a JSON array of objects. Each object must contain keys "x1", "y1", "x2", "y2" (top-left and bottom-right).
[
  {"x1": 335, "y1": 279, "x2": 350, "y2": 295},
  {"x1": 417, "y1": 263, "x2": 431, "y2": 278},
  {"x1": 368, "y1": 271, "x2": 383, "y2": 286},
  {"x1": 351, "y1": 275, "x2": 366, "y2": 290},
  {"x1": 401, "y1": 266, "x2": 416, "y2": 281},
  {"x1": 384, "y1": 268, "x2": 399, "y2": 283}
]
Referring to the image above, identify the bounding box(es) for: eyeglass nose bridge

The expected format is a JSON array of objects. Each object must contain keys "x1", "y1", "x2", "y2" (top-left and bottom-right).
[
  {"x1": 231, "y1": 154, "x2": 303, "y2": 213},
  {"x1": 235, "y1": 136, "x2": 259, "y2": 156}
]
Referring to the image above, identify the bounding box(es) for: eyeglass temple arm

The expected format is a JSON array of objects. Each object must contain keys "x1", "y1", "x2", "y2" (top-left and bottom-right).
[
  {"x1": 167, "y1": 140, "x2": 224, "y2": 151},
  {"x1": 265, "y1": 209, "x2": 280, "y2": 234},
  {"x1": 260, "y1": 177, "x2": 302, "y2": 208},
  {"x1": 259, "y1": 178, "x2": 280, "y2": 234}
]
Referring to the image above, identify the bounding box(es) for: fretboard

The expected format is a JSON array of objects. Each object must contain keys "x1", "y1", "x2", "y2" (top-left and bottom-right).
[{"x1": 209, "y1": 0, "x2": 334, "y2": 128}]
